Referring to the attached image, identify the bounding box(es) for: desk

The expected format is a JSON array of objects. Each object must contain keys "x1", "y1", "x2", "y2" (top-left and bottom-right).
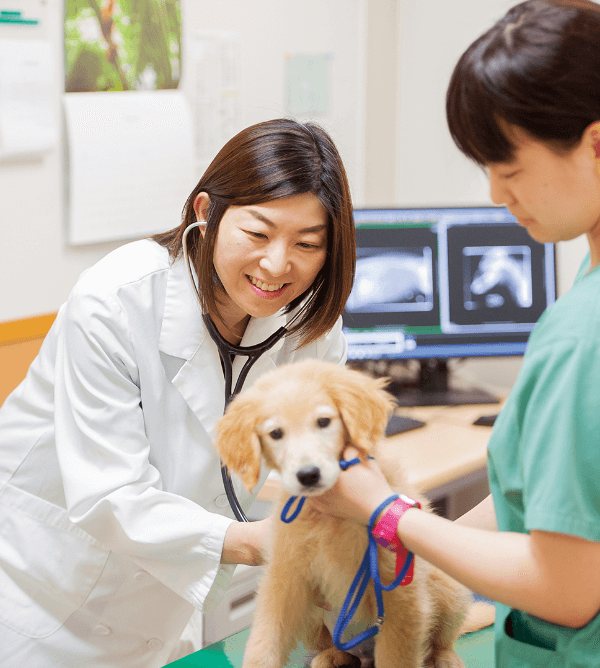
[{"x1": 164, "y1": 625, "x2": 495, "y2": 667}]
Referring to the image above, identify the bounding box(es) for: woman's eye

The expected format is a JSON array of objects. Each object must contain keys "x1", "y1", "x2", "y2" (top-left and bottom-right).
[
  {"x1": 316, "y1": 417, "x2": 331, "y2": 429},
  {"x1": 298, "y1": 242, "x2": 320, "y2": 249},
  {"x1": 269, "y1": 428, "x2": 284, "y2": 440}
]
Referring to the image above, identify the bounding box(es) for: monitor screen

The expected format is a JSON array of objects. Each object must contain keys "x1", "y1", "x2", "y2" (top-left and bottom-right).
[{"x1": 343, "y1": 206, "x2": 556, "y2": 363}]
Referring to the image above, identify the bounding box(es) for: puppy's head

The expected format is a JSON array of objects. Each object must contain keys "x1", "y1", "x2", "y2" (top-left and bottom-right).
[{"x1": 213, "y1": 360, "x2": 395, "y2": 496}]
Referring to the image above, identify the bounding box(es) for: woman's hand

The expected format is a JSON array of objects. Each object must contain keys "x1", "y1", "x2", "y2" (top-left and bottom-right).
[
  {"x1": 221, "y1": 516, "x2": 273, "y2": 566},
  {"x1": 307, "y1": 446, "x2": 396, "y2": 525}
]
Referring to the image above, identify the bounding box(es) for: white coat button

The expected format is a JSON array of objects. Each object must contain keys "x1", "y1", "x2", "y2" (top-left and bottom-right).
[
  {"x1": 94, "y1": 624, "x2": 112, "y2": 636},
  {"x1": 134, "y1": 571, "x2": 149, "y2": 582},
  {"x1": 215, "y1": 494, "x2": 229, "y2": 509},
  {"x1": 148, "y1": 638, "x2": 163, "y2": 652}
]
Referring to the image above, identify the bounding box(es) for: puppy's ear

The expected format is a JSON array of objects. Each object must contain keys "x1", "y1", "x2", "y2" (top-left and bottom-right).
[
  {"x1": 325, "y1": 367, "x2": 395, "y2": 456},
  {"x1": 214, "y1": 395, "x2": 263, "y2": 492}
]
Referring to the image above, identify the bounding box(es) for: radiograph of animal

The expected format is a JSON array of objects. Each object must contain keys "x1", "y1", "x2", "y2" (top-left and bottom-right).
[
  {"x1": 346, "y1": 253, "x2": 433, "y2": 311},
  {"x1": 469, "y1": 248, "x2": 532, "y2": 308}
]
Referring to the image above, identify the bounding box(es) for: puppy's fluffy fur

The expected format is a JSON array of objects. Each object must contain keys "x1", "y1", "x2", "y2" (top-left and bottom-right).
[{"x1": 214, "y1": 360, "x2": 472, "y2": 668}]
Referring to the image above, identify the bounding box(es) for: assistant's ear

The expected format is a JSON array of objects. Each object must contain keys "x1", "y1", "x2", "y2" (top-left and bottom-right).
[
  {"x1": 214, "y1": 396, "x2": 263, "y2": 492},
  {"x1": 324, "y1": 367, "x2": 395, "y2": 457},
  {"x1": 584, "y1": 121, "x2": 600, "y2": 161}
]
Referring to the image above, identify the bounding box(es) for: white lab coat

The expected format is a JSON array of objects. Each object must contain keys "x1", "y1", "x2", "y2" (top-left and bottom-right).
[{"x1": 0, "y1": 239, "x2": 346, "y2": 668}]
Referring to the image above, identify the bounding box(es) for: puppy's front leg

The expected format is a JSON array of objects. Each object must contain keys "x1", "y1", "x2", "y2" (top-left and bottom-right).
[{"x1": 242, "y1": 569, "x2": 314, "y2": 668}]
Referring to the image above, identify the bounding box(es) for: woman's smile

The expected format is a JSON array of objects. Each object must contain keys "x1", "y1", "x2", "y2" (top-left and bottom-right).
[{"x1": 246, "y1": 274, "x2": 291, "y2": 298}]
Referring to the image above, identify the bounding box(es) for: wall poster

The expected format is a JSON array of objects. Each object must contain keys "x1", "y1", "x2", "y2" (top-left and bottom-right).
[{"x1": 64, "y1": 0, "x2": 182, "y2": 93}]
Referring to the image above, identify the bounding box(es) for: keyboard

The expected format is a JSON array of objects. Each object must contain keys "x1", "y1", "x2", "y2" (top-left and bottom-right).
[{"x1": 385, "y1": 414, "x2": 426, "y2": 437}]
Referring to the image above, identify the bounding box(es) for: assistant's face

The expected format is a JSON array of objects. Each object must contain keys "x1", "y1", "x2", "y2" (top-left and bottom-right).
[
  {"x1": 486, "y1": 123, "x2": 600, "y2": 245},
  {"x1": 211, "y1": 192, "x2": 328, "y2": 329}
]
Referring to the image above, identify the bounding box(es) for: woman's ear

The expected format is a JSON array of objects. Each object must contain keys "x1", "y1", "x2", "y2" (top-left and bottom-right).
[
  {"x1": 193, "y1": 192, "x2": 211, "y2": 232},
  {"x1": 324, "y1": 367, "x2": 395, "y2": 457},
  {"x1": 590, "y1": 121, "x2": 600, "y2": 161},
  {"x1": 214, "y1": 396, "x2": 263, "y2": 492}
]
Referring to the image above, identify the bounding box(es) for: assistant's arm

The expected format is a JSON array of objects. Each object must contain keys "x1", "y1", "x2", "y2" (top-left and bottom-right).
[
  {"x1": 399, "y1": 505, "x2": 600, "y2": 628},
  {"x1": 454, "y1": 494, "x2": 497, "y2": 531},
  {"x1": 310, "y1": 448, "x2": 600, "y2": 629}
]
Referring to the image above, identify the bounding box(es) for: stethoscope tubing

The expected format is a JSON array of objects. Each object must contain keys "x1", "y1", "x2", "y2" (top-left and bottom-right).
[
  {"x1": 203, "y1": 313, "x2": 288, "y2": 523},
  {"x1": 183, "y1": 220, "x2": 301, "y2": 523}
]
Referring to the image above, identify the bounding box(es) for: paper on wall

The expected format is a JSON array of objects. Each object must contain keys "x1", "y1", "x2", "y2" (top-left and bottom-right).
[
  {"x1": 63, "y1": 90, "x2": 195, "y2": 245},
  {"x1": 0, "y1": 39, "x2": 58, "y2": 158},
  {"x1": 188, "y1": 29, "x2": 241, "y2": 178}
]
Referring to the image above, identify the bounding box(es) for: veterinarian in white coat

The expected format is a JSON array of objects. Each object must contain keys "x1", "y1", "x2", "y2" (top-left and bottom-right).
[
  {"x1": 0, "y1": 119, "x2": 356, "y2": 668},
  {"x1": 312, "y1": 3, "x2": 600, "y2": 667}
]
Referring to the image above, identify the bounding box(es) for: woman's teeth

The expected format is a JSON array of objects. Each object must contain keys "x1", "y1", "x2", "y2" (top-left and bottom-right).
[{"x1": 249, "y1": 276, "x2": 285, "y2": 292}]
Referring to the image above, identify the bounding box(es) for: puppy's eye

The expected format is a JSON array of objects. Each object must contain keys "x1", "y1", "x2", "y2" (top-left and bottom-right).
[
  {"x1": 316, "y1": 417, "x2": 331, "y2": 429},
  {"x1": 269, "y1": 428, "x2": 284, "y2": 440}
]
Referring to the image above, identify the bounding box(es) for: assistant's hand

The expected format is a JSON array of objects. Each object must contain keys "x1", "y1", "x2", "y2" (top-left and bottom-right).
[{"x1": 307, "y1": 446, "x2": 395, "y2": 525}]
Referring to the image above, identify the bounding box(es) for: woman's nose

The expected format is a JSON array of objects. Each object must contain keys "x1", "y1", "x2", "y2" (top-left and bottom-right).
[{"x1": 259, "y1": 243, "x2": 291, "y2": 276}]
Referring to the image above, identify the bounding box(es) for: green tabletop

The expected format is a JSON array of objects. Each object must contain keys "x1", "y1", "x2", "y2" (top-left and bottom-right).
[{"x1": 164, "y1": 625, "x2": 495, "y2": 668}]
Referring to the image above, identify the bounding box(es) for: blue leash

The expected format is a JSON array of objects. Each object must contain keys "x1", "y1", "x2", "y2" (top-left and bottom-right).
[
  {"x1": 333, "y1": 494, "x2": 413, "y2": 650},
  {"x1": 279, "y1": 459, "x2": 414, "y2": 650}
]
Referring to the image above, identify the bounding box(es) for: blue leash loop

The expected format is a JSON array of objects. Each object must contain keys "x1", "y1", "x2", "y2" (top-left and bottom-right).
[{"x1": 279, "y1": 459, "x2": 414, "y2": 650}]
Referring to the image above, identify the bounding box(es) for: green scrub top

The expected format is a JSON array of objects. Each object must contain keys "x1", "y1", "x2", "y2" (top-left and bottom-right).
[{"x1": 487, "y1": 254, "x2": 600, "y2": 666}]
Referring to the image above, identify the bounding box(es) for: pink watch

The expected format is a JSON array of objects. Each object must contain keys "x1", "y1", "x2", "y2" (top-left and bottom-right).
[{"x1": 371, "y1": 494, "x2": 421, "y2": 585}]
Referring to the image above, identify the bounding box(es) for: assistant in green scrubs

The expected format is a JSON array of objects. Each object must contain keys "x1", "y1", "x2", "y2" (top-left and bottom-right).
[{"x1": 488, "y1": 255, "x2": 600, "y2": 665}]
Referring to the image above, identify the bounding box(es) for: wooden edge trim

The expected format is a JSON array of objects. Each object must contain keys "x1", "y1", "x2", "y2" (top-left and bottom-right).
[{"x1": 0, "y1": 313, "x2": 57, "y2": 347}]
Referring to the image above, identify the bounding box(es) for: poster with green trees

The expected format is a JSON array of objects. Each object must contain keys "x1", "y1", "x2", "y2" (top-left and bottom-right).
[{"x1": 65, "y1": 0, "x2": 181, "y2": 92}]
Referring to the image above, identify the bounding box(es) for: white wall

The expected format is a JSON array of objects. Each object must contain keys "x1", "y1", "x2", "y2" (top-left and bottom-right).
[
  {"x1": 393, "y1": 0, "x2": 587, "y2": 295},
  {"x1": 0, "y1": 0, "x2": 367, "y2": 323},
  {"x1": 0, "y1": 0, "x2": 590, "y2": 375}
]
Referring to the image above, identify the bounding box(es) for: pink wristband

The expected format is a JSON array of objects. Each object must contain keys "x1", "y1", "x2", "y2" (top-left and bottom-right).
[{"x1": 371, "y1": 495, "x2": 421, "y2": 585}]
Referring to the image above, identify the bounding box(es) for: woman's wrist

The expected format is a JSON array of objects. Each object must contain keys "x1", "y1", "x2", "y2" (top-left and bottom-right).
[{"x1": 221, "y1": 519, "x2": 269, "y2": 566}]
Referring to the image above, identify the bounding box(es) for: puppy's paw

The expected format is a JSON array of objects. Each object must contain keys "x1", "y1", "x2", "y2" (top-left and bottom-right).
[
  {"x1": 425, "y1": 649, "x2": 465, "y2": 668},
  {"x1": 310, "y1": 647, "x2": 361, "y2": 668}
]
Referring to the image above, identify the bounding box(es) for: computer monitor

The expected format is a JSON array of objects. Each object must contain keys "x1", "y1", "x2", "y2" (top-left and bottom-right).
[{"x1": 343, "y1": 206, "x2": 557, "y2": 406}]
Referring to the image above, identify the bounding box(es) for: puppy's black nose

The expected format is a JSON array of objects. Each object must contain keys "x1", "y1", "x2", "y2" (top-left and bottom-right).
[{"x1": 296, "y1": 466, "x2": 321, "y2": 487}]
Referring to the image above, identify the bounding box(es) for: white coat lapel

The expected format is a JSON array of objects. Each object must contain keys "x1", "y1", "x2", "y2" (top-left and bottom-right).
[{"x1": 158, "y1": 256, "x2": 226, "y2": 437}]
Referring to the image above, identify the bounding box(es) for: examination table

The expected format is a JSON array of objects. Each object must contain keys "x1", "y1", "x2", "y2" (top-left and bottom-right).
[{"x1": 163, "y1": 624, "x2": 494, "y2": 667}]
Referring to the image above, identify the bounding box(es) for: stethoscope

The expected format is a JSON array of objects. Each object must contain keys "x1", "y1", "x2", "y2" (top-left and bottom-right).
[{"x1": 183, "y1": 221, "x2": 297, "y2": 522}]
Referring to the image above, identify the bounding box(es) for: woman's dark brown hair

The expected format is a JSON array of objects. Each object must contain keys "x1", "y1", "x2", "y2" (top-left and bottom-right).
[
  {"x1": 152, "y1": 118, "x2": 355, "y2": 348},
  {"x1": 446, "y1": 0, "x2": 600, "y2": 165}
]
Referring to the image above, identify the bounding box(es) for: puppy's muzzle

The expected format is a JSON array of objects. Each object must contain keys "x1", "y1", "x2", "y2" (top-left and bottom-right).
[{"x1": 296, "y1": 465, "x2": 321, "y2": 488}]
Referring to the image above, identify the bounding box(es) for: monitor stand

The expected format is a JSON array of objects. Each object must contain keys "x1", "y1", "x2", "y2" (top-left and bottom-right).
[{"x1": 386, "y1": 359, "x2": 499, "y2": 407}]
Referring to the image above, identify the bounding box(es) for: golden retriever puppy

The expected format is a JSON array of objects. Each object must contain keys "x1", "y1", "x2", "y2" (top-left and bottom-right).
[{"x1": 214, "y1": 360, "x2": 471, "y2": 668}]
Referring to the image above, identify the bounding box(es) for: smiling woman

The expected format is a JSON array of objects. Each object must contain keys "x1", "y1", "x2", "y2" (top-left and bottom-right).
[{"x1": 0, "y1": 118, "x2": 356, "y2": 667}]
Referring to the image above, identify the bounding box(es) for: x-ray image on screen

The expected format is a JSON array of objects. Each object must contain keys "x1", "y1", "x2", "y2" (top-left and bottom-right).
[
  {"x1": 345, "y1": 247, "x2": 433, "y2": 313},
  {"x1": 442, "y1": 220, "x2": 550, "y2": 332},
  {"x1": 464, "y1": 246, "x2": 532, "y2": 311}
]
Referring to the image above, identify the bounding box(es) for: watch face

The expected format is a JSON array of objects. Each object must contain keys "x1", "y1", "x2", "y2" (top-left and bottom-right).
[{"x1": 399, "y1": 494, "x2": 420, "y2": 508}]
